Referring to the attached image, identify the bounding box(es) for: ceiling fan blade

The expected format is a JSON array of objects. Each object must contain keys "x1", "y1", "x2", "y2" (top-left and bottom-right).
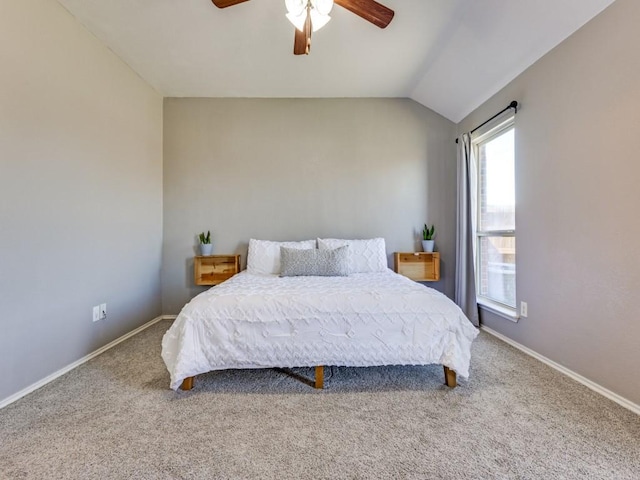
[
  {"x1": 334, "y1": 0, "x2": 394, "y2": 28},
  {"x1": 293, "y1": 28, "x2": 308, "y2": 55},
  {"x1": 211, "y1": 0, "x2": 250, "y2": 8},
  {"x1": 293, "y1": 13, "x2": 312, "y2": 55}
]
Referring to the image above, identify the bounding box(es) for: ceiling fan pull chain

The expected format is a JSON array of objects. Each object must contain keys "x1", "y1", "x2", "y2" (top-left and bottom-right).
[{"x1": 305, "y1": 3, "x2": 312, "y2": 54}]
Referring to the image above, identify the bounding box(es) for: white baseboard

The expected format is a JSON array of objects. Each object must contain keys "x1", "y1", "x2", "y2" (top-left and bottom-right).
[
  {"x1": 0, "y1": 315, "x2": 173, "y2": 410},
  {"x1": 480, "y1": 325, "x2": 640, "y2": 416}
]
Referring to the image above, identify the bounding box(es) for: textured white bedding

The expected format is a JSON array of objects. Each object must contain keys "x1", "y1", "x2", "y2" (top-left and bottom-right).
[{"x1": 162, "y1": 270, "x2": 479, "y2": 390}]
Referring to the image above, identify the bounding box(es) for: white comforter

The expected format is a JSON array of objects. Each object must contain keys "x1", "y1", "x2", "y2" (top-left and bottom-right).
[{"x1": 162, "y1": 270, "x2": 478, "y2": 390}]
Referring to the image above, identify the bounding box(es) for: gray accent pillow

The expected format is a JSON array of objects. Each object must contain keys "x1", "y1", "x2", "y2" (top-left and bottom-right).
[{"x1": 280, "y1": 246, "x2": 350, "y2": 277}]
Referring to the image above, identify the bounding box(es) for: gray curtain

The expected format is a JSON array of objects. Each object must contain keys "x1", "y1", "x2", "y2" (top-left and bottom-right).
[{"x1": 455, "y1": 133, "x2": 479, "y2": 327}]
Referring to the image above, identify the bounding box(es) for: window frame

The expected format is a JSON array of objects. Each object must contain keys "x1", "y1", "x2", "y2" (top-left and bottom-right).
[{"x1": 472, "y1": 117, "x2": 517, "y2": 316}]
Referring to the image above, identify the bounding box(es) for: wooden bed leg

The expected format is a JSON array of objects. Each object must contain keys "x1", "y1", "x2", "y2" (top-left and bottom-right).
[
  {"x1": 443, "y1": 366, "x2": 457, "y2": 388},
  {"x1": 315, "y1": 366, "x2": 324, "y2": 389},
  {"x1": 180, "y1": 376, "x2": 194, "y2": 391}
]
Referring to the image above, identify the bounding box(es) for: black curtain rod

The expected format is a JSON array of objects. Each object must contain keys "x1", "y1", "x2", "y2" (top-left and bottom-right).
[{"x1": 455, "y1": 100, "x2": 518, "y2": 143}]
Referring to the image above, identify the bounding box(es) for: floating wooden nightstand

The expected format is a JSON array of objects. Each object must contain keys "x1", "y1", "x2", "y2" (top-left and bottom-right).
[
  {"x1": 394, "y1": 252, "x2": 440, "y2": 282},
  {"x1": 194, "y1": 255, "x2": 241, "y2": 286}
]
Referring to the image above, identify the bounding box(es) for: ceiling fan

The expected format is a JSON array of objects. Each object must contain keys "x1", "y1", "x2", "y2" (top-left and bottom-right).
[{"x1": 211, "y1": 0, "x2": 395, "y2": 55}]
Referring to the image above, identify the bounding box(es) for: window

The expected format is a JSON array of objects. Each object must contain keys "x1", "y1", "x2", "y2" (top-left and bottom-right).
[{"x1": 473, "y1": 118, "x2": 515, "y2": 310}]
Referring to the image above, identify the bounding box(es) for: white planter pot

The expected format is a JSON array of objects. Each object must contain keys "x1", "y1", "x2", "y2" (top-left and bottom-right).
[
  {"x1": 422, "y1": 240, "x2": 435, "y2": 253},
  {"x1": 200, "y1": 244, "x2": 213, "y2": 256}
]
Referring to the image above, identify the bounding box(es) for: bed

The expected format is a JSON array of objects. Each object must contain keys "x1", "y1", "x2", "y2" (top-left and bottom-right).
[{"x1": 161, "y1": 238, "x2": 478, "y2": 391}]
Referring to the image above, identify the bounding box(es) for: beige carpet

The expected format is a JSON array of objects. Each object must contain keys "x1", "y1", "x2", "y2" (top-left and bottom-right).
[{"x1": 0, "y1": 320, "x2": 638, "y2": 479}]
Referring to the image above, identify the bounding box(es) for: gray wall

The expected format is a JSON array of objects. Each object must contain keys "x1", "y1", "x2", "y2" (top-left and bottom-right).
[
  {"x1": 163, "y1": 98, "x2": 456, "y2": 313},
  {"x1": 0, "y1": 0, "x2": 163, "y2": 403},
  {"x1": 458, "y1": 0, "x2": 640, "y2": 405}
]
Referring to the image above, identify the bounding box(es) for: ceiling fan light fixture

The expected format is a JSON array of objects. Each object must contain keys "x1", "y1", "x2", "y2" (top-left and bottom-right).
[{"x1": 286, "y1": 0, "x2": 333, "y2": 32}]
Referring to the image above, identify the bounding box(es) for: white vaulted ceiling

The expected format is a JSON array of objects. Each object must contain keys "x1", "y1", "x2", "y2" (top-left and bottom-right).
[{"x1": 56, "y1": 0, "x2": 615, "y2": 122}]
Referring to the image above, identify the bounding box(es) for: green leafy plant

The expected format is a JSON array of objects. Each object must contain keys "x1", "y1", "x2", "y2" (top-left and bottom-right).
[
  {"x1": 422, "y1": 224, "x2": 435, "y2": 241},
  {"x1": 198, "y1": 230, "x2": 211, "y2": 244}
]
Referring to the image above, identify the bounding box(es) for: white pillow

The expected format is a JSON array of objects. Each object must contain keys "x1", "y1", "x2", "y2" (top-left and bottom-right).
[
  {"x1": 247, "y1": 239, "x2": 316, "y2": 275},
  {"x1": 317, "y1": 238, "x2": 388, "y2": 273}
]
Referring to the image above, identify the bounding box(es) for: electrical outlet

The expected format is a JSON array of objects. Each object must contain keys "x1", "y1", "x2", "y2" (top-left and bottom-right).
[
  {"x1": 92, "y1": 306, "x2": 100, "y2": 322},
  {"x1": 520, "y1": 301, "x2": 528, "y2": 318},
  {"x1": 100, "y1": 303, "x2": 107, "y2": 320}
]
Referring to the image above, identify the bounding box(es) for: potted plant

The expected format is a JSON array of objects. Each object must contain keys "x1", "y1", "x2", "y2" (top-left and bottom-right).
[
  {"x1": 198, "y1": 230, "x2": 213, "y2": 256},
  {"x1": 422, "y1": 224, "x2": 435, "y2": 252}
]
